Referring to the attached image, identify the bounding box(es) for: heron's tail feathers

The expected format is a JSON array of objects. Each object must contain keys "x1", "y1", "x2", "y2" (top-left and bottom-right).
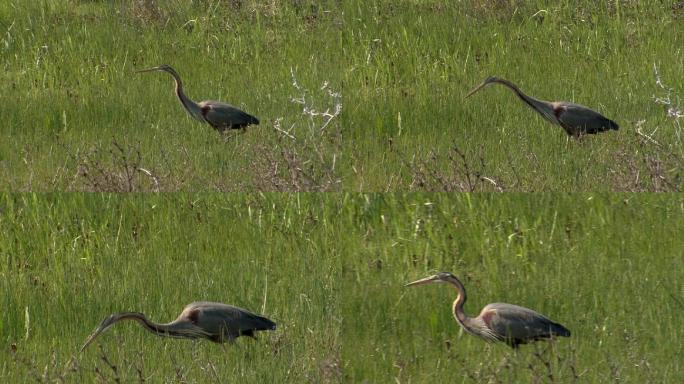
[
  {"x1": 607, "y1": 119, "x2": 619, "y2": 131},
  {"x1": 247, "y1": 114, "x2": 259, "y2": 125},
  {"x1": 251, "y1": 314, "x2": 276, "y2": 331},
  {"x1": 585, "y1": 117, "x2": 619, "y2": 134},
  {"x1": 549, "y1": 321, "x2": 571, "y2": 337}
]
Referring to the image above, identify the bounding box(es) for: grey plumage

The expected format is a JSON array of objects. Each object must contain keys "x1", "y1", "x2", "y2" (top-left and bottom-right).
[{"x1": 483, "y1": 303, "x2": 571, "y2": 347}]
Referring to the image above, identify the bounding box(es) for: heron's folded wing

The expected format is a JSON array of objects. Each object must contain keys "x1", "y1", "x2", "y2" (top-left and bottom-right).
[
  {"x1": 485, "y1": 304, "x2": 562, "y2": 340},
  {"x1": 201, "y1": 101, "x2": 259, "y2": 128},
  {"x1": 558, "y1": 104, "x2": 618, "y2": 133}
]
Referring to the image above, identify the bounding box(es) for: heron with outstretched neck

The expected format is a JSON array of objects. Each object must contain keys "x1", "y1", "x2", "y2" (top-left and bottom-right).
[
  {"x1": 136, "y1": 64, "x2": 259, "y2": 132},
  {"x1": 80, "y1": 301, "x2": 276, "y2": 352},
  {"x1": 405, "y1": 272, "x2": 570, "y2": 348},
  {"x1": 465, "y1": 76, "x2": 618, "y2": 137}
]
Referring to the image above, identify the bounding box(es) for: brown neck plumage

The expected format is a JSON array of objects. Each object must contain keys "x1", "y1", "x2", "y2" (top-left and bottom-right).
[
  {"x1": 448, "y1": 276, "x2": 469, "y2": 326},
  {"x1": 161, "y1": 68, "x2": 204, "y2": 122}
]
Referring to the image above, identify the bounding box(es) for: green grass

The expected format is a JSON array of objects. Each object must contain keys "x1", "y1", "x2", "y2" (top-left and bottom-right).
[
  {"x1": 339, "y1": 194, "x2": 683, "y2": 382},
  {"x1": 0, "y1": 1, "x2": 682, "y2": 191},
  {"x1": 1, "y1": 193, "x2": 682, "y2": 382},
  {"x1": 1, "y1": 193, "x2": 343, "y2": 382}
]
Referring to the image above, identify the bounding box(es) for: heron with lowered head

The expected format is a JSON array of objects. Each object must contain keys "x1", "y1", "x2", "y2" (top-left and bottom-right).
[
  {"x1": 80, "y1": 301, "x2": 276, "y2": 351},
  {"x1": 465, "y1": 76, "x2": 618, "y2": 137}
]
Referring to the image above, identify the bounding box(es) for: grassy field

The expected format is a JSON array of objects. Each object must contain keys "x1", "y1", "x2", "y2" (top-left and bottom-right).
[
  {"x1": 1, "y1": 194, "x2": 343, "y2": 382},
  {"x1": 1, "y1": 1, "x2": 682, "y2": 191},
  {"x1": 1, "y1": 193, "x2": 682, "y2": 382}
]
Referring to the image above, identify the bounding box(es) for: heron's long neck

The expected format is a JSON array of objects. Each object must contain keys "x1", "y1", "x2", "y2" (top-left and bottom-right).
[
  {"x1": 121, "y1": 313, "x2": 186, "y2": 338},
  {"x1": 168, "y1": 72, "x2": 204, "y2": 122},
  {"x1": 494, "y1": 79, "x2": 556, "y2": 123},
  {"x1": 448, "y1": 277, "x2": 470, "y2": 327}
]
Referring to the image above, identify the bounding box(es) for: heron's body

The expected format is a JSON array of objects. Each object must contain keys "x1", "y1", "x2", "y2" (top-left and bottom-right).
[
  {"x1": 406, "y1": 272, "x2": 570, "y2": 348},
  {"x1": 137, "y1": 65, "x2": 259, "y2": 132},
  {"x1": 81, "y1": 301, "x2": 276, "y2": 351},
  {"x1": 465, "y1": 302, "x2": 570, "y2": 347},
  {"x1": 465, "y1": 76, "x2": 618, "y2": 137}
]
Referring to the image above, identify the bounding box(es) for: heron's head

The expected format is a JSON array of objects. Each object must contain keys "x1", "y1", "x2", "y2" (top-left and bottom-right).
[
  {"x1": 465, "y1": 76, "x2": 501, "y2": 98},
  {"x1": 405, "y1": 272, "x2": 455, "y2": 287},
  {"x1": 80, "y1": 313, "x2": 142, "y2": 352},
  {"x1": 135, "y1": 64, "x2": 177, "y2": 76}
]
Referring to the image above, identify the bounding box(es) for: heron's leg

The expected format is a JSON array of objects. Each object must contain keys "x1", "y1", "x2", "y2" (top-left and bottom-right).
[
  {"x1": 190, "y1": 339, "x2": 201, "y2": 360},
  {"x1": 563, "y1": 134, "x2": 571, "y2": 148},
  {"x1": 576, "y1": 132, "x2": 586, "y2": 144},
  {"x1": 222, "y1": 130, "x2": 240, "y2": 142}
]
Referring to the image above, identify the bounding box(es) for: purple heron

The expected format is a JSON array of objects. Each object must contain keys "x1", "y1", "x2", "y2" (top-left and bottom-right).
[
  {"x1": 466, "y1": 76, "x2": 618, "y2": 137},
  {"x1": 81, "y1": 301, "x2": 276, "y2": 351},
  {"x1": 406, "y1": 272, "x2": 570, "y2": 348},
  {"x1": 136, "y1": 64, "x2": 259, "y2": 132}
]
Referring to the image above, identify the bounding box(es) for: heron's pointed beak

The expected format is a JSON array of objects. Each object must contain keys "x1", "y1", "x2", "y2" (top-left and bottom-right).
[
  {"x1": 464, "y1": 81, "x2": 489, "y2": 99},
  {"x1": 80, "y1": 320, "x2": 113, "y2": 352},
  {"x1": 80, "y1": 329, "x2": 101, "y2": 352},
  {"x1": 405, "y1": 275, "x2": 441, "y2": 287}
]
